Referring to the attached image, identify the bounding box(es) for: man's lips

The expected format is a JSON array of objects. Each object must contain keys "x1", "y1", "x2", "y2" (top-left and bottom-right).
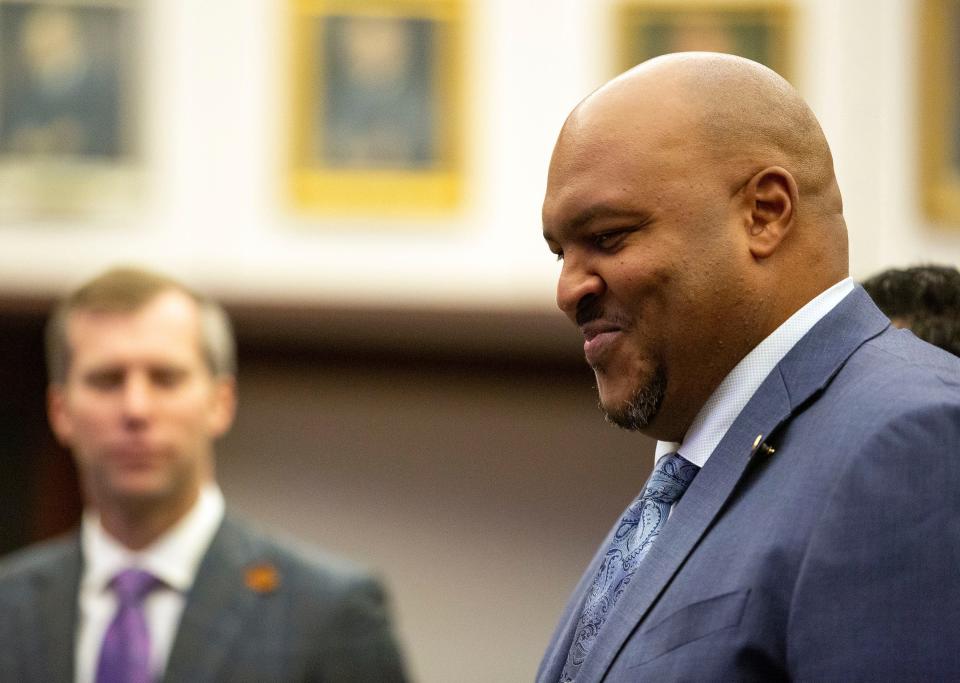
[
  {"x1": 109, "y1": 443, "x2": 158, "y2": 463},
  {"x1": 580, "y1": 322, "x2": 623, "y2": 365}
]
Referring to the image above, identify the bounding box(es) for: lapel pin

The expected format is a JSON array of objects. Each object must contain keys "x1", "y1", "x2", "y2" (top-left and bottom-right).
[
  {"x1": 244, "y1": 562, "x2": 281, "y2": 594},
  {"x1": 750, "y1": 434, "x2": 776, "y2": 458}
]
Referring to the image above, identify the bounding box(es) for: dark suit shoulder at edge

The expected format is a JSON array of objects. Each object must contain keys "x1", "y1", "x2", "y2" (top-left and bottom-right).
[{"x1": 0, "y1": 531, "x2": 80, "y2": 583}]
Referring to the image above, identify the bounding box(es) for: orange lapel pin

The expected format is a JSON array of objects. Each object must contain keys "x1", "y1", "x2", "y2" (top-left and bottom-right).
[{"x1": 245, "y1": 562, "x2": 281, "y2": 594}]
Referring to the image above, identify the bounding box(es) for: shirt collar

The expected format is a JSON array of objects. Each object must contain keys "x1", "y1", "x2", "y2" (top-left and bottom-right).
[
  {"x1": 80, "y1": 484, "x2": 225, "y2": 595},
  {"x1": 655, "y1": 277, "x2": 855, "y2": 467}
]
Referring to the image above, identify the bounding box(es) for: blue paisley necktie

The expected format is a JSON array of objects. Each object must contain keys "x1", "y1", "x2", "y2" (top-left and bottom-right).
[{"x1": 560, "y1": 452, "x2": 699, "y2": 682}]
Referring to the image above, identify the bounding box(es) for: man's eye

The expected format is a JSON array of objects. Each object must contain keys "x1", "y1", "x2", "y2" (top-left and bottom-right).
[
  {"x1": 85, "y1": 371, "x2": 123, "y2": 390},
  {"x1": 151, "y1": 369, "x2": 187, "y2": 388},
  {"x1": 594, "y1": 231, "x2": 625, "y2": 248}
]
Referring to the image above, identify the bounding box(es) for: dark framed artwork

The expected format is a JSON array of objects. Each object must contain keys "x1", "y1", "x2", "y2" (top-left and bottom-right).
[
  {"x1": 289, "y1": 0, "x2": 464, "y2": 214},
  {"x1": 0, "y1": 0, "x2": 141, "y2": 219},
  {"x1": 615, "y1": 0, "x2": 792, "y2": 80}
]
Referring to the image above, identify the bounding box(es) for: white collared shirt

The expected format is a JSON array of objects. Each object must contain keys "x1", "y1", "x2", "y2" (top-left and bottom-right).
[
  {"x1": 75, "y1": 485, "x2": 225, "y2": 683},
  {"x1": 655, "y1": 277, "x2": 855, "y2": 468}
]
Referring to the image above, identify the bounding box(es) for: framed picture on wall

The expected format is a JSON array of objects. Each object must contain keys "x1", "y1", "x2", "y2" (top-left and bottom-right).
[
  {"x1": 288, "y1": 0, "x2": 464, "y2": 215},
  {"x1": 0, "y1": 0, "x2": 142, "y2": 220},
  {"x1": 614, "y1": 0, "x2": 792, "y2": 80},
  {"x1": 919, "y1": 0, "x2": 960, "y2": 226}
]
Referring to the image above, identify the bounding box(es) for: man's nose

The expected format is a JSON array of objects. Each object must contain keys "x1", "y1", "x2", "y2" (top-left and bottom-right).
[
  {"x1": 556, "y1": 257, "x2": 604, "y2": 319},
  {"x1": 120, "y1": 374, "x2": 153, "y2": 424}
]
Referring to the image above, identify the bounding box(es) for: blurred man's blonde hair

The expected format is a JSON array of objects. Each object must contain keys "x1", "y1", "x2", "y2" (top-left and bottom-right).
[{"x1": 45, "y1": 266, "x2": 236, "y2": 383}]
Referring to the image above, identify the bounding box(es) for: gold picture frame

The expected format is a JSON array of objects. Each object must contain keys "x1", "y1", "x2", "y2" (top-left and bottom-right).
[
  {"x1": 919, "y1": 0, "x2": 960, "y2": 226},
  {"x1": 288, "y1": 0, "x2": 464, "y2": 215},
  {"x1": 614, "y1": 0, "x2": 792, "y2": 81},
  {"x1": 0, "y1": 0, "x2": 142, "y2": 220}
]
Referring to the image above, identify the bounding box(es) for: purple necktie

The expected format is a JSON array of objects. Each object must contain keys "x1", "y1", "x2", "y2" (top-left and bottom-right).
[{"x1": 96, "y1": 568, "x2": 160, "y2": 683}]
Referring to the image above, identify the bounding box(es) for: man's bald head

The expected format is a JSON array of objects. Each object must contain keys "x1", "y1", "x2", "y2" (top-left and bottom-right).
[
  {"x1": 569, "y1": 52, "x2": 842, "y2": 223},
  {"x1": 543, "y1": 53, "x2": 849, "y2": 440}
]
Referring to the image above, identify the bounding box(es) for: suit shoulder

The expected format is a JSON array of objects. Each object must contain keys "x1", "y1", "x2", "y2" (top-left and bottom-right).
[
  {"x1": 858, "y1": 326, "x2": 960, "y2": 389},
  {"x1": 0, "y1": 533, "x2": 79, "y2": 588},
  {"x1": 219, "y1": 515, "x2": 382, "y2": 595},
  {"x1": 806, "y1": 328, "x2": 960, "y2": 465},
  {"x1": 206, "y1": 516, "x2": 406, "y2": 680},
  {"x1": 783, "y1": 326, "x2": 960, "y2": 470},
  {"x1": 834, "y1": 328, "x2": 960, "y2": 413}
]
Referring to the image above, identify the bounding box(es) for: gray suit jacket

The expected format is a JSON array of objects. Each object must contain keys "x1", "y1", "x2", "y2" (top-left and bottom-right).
[
  {"x1": 0, "y1": 515, "x2": 407, "y2": 682},
  {"x1": 538, "y1": 286, "x2": 960, "y2": 682}
]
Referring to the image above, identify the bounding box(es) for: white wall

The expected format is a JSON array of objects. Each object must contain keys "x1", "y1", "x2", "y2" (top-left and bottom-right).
[
  {"x1": 0, "y1": 0, "x2": 956, "y2": 309},
  {"x1": 804, "y1": 0, "x2": 959, "y2": 279}
]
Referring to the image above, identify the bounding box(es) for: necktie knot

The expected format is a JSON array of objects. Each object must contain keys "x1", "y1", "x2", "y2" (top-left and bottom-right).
[
  {"x1": 111, "y1": 568, "x2": 159, "y2": 605},
  {"x1": 644, "y1": 451, "x2": 699, "y2": 507}
]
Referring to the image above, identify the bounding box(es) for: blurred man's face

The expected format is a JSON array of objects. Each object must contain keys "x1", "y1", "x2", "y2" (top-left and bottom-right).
[{"x1": 48, "y1": 290, "x2": 235, "y2": 516}]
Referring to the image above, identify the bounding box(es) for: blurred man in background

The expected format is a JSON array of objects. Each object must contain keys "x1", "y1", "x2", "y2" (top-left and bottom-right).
[
  {"x1": 539, "y1": 52, "x2": 960, "y2": 681},
  {"x1": 863, "y1": 264, "x2": 960, "y2": 356},
  {"x1": 0, "y1": 266, "x2": 406, "y2": 682}
]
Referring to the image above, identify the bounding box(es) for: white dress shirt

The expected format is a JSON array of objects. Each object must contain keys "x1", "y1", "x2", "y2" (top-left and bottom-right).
[
  {"x1": 655, "y1": 277, "x2": 855, "y2": 469},
  {"x1": 75, "y1": 485, "x2": 225, "y2": 683}
]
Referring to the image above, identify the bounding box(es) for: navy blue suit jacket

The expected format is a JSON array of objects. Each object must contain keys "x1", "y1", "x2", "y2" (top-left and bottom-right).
[{"x1": 538, "y1": 286, "x2": 960, "y2": 682}]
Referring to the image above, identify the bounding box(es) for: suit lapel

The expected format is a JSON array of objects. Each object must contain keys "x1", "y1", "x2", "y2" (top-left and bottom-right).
[
  {"x1": 570, "y1": 287, "x2": 890, "y2": 682},
  {"x1": 163, "y1": 516, "x2": 259, "y2": 682},
  {"x1": 29, "y1": 534, "x2": 82, "y2": 682}
]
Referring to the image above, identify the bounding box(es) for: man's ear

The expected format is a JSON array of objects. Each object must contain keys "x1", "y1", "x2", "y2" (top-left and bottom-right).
[
  {"x1": 47, "y1": 384, "x2": 73, "y2": 447},
  {"x1": 207, "y1": 376, "x2": 237, "y2": 439},
  {"x1": 742, "y1": 166, "x2": 797, "y2": 260}
]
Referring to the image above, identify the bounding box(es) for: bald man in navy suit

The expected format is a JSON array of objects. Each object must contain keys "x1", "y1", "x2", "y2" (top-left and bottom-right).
[{"x1": 539, "y1": 53, "x2": 960, "y2": 681}]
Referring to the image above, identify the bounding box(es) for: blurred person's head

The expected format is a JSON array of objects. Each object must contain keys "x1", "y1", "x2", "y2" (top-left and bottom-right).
[
  {"x1": 45, "y1": 267, "x2": 237, "y2": 547},
  {"x1": 862, "y1": 265, "x2": 960, "y2": 357},
  {"x1": 20, "y1": 7, "x2": 87, "y2": 84},
  {"x1": 542, "y1": 52, "x2": 847, "y2": 441},
  {"x1": 341, "y1": 15, "x2": 413, "y2": 85}
]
